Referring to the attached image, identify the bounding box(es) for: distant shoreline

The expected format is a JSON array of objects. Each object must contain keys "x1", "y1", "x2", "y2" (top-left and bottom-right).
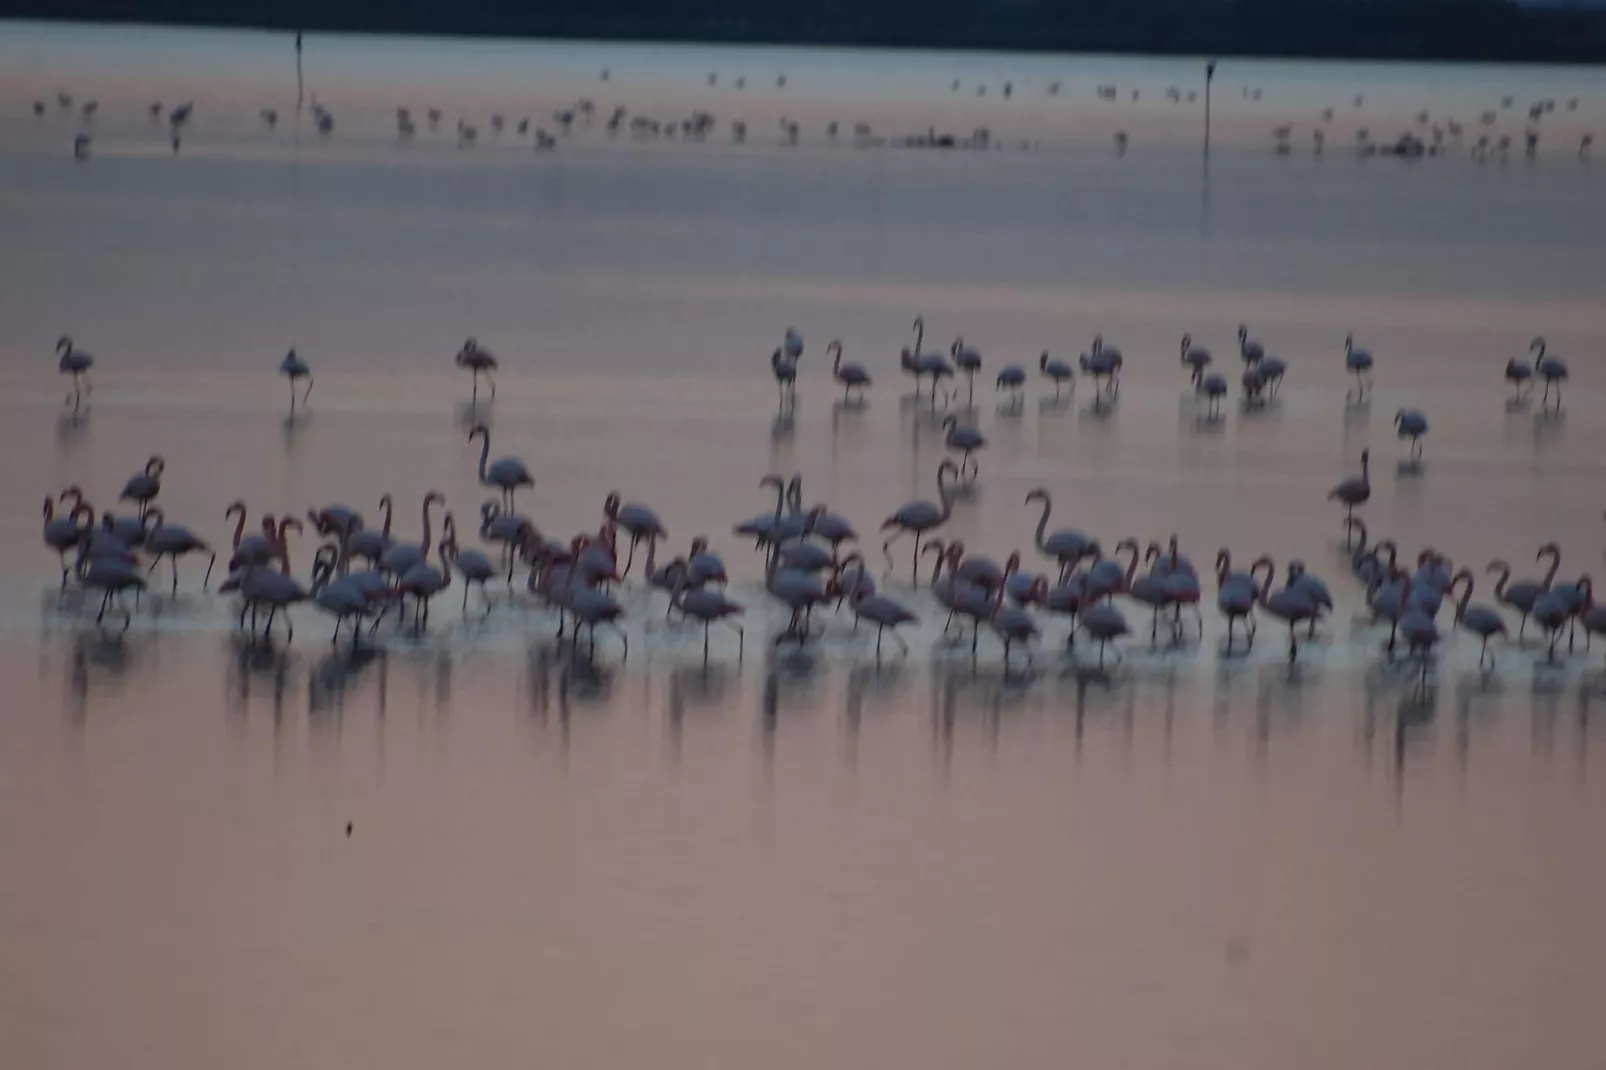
[{"x1": 5, "y1": 6, "x2": 1606, "y2": 66}]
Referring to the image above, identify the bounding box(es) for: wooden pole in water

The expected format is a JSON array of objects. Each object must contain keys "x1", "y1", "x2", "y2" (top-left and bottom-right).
[
  {"x1": 1204, "y1": 59, "x2": 1217, "y2": 157},
  {"x1": 295, "y1": 31, "x2": 304, "y2": 115}
]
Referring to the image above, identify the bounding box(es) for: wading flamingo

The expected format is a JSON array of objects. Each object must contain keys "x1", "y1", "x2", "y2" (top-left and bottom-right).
[
  {"x1": 56, "y1": 336, "x2": 94, "y2": 410},
  {"x1": 468, "y1": 424, "x2": 533, "y2": 509},
  {"x1": 882, "y1": 460, "x2": 960, "y2": 583},
  {"x1": 455, "y1": 337, "x2": 498, "y2": 402},
  {"x1": 279, "y1": 349, "x2": 313, "y2": 413}
]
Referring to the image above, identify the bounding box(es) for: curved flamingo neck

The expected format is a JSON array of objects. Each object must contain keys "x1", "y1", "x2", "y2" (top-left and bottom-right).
[
  {"x1": 936, "y1": 468, "x2": 957, "y2": 520},
  {"x1": 476, "y1": 430, "x2": 491, "y2": 482},
  {"x1": 421, "y1": 496, "x2": 438, "y2": 554},
  {"x1": 229, "y1": 506, "x2": 247, "y2": 548},
  {"x1": 379, "y1": 496, "x2": 392, "y2": 537},
  {"x1": 1031, "y1": 495, "x2": 1051, "y2": 553},
  {"x1": 1541, "y1": 549, "x2": 1561, "y2": 588}
]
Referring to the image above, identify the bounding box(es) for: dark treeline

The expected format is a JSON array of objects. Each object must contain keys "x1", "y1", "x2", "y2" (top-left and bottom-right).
[{"x1": 10, "y1": 0, "x2": 1606, "y2": 64}]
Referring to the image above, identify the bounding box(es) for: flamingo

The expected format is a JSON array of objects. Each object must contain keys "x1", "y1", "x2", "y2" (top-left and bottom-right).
[
  {"x1": 142, "y1": 508, "x2": 216, "y2": 593},
  {"x1": 1488, "y1": 543, "x2": 1560, "y2": 640},
  {"x1": 830, "y1": 340, "x2": 871, "y2": 401},
  {"x1": 479, "y1": 501, "x2": 534, "y2": 582},
  {"x1": 224, "y1": 503, "x2": 278, "y2": 570},
  {"x1": 1078, "y1": 337, "x2": 1122, "y2": 403},
  {"x1": 395, "y1": 539, "x2": 453, "y2": 633},
  {"x1": 1576, "y1": 579, "x2": 1606, "y2": 660},
  {"x1": 119, "y1": 455, "x2": 164, "y2": 519},
  {"x1": 771, "y1": 347, "x2": 799, "y2": 406},
  {"x1": 1024, "y1": 488, "x2": 1098, "y2": 580},
  {"x1": 1078, "y1": 603, "x2": 1130, "y2": 668},
  {"x1": 308, "y1": 502, "x2": 362, "y2": 539},
  {"x1": 950, "y1": 337, "x2": 983, "y2": 403},
  {"x1": 902, "y1": 318, "x2": 953, "y2": 406},
  {"x1": 441, "y1": 514, "x2": 497, "y2": 613},
  {"x1": 766, "y1": 489, "x2": 828, "y2": 646},
  {"x1": 1237, "y1": 324, "x2": 1265, "y2": 365},
  {"x1": 604, "y1": 492, "x2": 667, "y2": 578},
  {"x1": 80, "y1": 556, "x2": 146, "y2": 632},
  {"x1": 1449, "y1": 569, "x2": 1506, "y2": 671},
  {"x1": 1039, "y1": 351, "x2": 1074, "y2": 399},
  {"x1": 1180, "y1": 333, "x2": 1212, "y2": 386},
  {"x1": 941, "y1": 415, "x2": 986, "y2": 481},
  {"x1": 313, "y1": 567, "x2": 385, "y2": 650},
  {"x1": 995, "y1": 364, "x2": 1026, "y2": 405},
  {"x1": 1531, "y1": 586, "x2": 1575, "y2": 662},
  {"x1": 279, "y1": 349, "x2": 313, "y2": 413},
  {"x1": 379, "y1": 491, "x2": 445, "y2": 581},
  {"x1": 1287, "y1": 560, "x2": 1334, "y2": 635},
  {"x1": 1398, "y1": 607, "x2": 1440, "y2": 684},
  {"x1": 346, "y1": 494, "x2": 393, "y2": 566},
  {"x1": 1531, "y1": 337, "x2": 1568, "y2": 410},
  {"x1": 455, "y1": 337, "x2": 498, "y2": 402},
  {"x1": 1344, "y1": 333, "x2": 1373, "y2": 399},
  {"x1": 468, "y1": 424, "x2": 533, "y2": 509},
  {"x1": 43, "y1": 492, "x2": 92, "y2": 588},
  {"x1": 233, "y1": 518, "x2": 309, "y2": 642},
  {"x1": 1259, "y1": 579, "x2": 1318, "y2": 662},
  {"x1": 1504, "y1": 356, "x2": 1533, "y2": 402},
  {"x1": 669, "y1": 567, "x2": 744, "y2": 663},
  {"x1": 1258, "y1": 355, "x2": 1287, "y2": 397},
  {"x1": 1395, "y1": 409, "x2": 1429, "y2": 460},
  {"x1": 834, "y1": 553, "x2": 914, "y2": 657},
  {"x1": 1086, "y1": 539, "x2": 1141, "y2": 602},
  {"x1": 1198, "y1": 373, "x2": 1228, "y2": 418},
  {"x1": 1216, "y1": 551, "x2": 1269, "y2": 653},
  {"x1": 1329, "y1": 449, "x2": 1371, "y2": 538},
  {"x1": 882, "y1": 460, "x2": 960, "y2": 583},
  {"x1": 989, "y1": 583, "x2": 1043, "y2": 671},
  {"x1": 56, "y1": 336, "x2": 94, "y2": 410}
]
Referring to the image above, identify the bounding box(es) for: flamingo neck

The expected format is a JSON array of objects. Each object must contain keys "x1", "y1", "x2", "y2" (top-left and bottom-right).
[
  {"x1": 1032, "y1": 496, "x2": 1051, "y2": 553},
  {"x1": 230, "y1": 508, "x2": 246, "y2": 549},
  {"x1": 421, "y1": 498, "x2": 436, "y2": 554}
]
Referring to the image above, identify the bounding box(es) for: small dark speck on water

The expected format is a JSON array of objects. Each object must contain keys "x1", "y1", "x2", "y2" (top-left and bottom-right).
[{"x1": 345, "y1": 822, "x2": 353, "y2": 836}]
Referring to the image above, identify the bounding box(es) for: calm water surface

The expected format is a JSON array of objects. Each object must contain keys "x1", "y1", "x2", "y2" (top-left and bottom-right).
[{"x1": 2, "y1": 22, "x2": 1606, "y2": 1069}]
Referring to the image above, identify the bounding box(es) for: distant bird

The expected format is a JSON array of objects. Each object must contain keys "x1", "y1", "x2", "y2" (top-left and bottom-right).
[
  {"x1": 1237, "y1": 324, "x2": 1264, "y2": 365},
  {"x1": 279, "y1": 349, "x2": 312, "y2": 413},
  {"x1": 941, "y1": 415, "x2": 986, "y2": 481},
  {"x1": 882, "y1": 461, "x2": 959, "y2": 583},
  {"x1": 1180, "y1": 333, "x2": 1212, "y2": 385},
  {"x1": 1394, "y1": 408, "x2": 1428, "y2": 460},
  {"x1": 995, "y1": 364, "x2": 1026, "y2": 405},
  {"x1": 1079, "y1": 603, "x2": 1130, "y2": 669},
  {"x1": 950, "y1": 337, "x2": 983, "y2": 402},
  {"x1": 1329, "y1": 450, "x2": 1371, "y2": 537},
  {"x1": 1449, "y1": 569, "x2": 1506, "y2": 671},
  {"x1": 1039, "y1": 351, "x2": 1074, "y2": 399},
  {"x1": 1344, "y1": 333, "x2": 1373, "y2": 400},
  {"x1": 143, "y1": 510, "x2": 216, "y2": 594},
  {"x1": 56, "y1": 335, "x2": 94, "y2": 410},
  {"x1": 771, "y1": 347, "x2": 799, "y2": 406},
  {"x1": 1504, "y1": 355, "x2": 1533, "y2": 402},
  {"x1": 455, "y1": 337, "x2": 498, "y2": 402},
  {"x1": 829, "y1": 340, "x2": 871, "y2": 401},
  {"x1": 119, "y1": 455, "x2": 165, "y2": 519},
  {"x1": 73, "y1": 134, "x2": 90, "y2": 160},
  {"x1": 1530, "y1": 337, "x2": 1567, "y2": 410}
]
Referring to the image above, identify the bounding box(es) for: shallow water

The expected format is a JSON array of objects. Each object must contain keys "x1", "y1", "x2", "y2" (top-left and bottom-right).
[{"x1": 4, "y1": 22, "x2": 1606, "y2": 1069}]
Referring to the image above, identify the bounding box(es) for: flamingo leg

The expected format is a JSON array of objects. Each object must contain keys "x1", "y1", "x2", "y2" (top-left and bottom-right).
[
  {"x1": 303, "y1": 376, "x2": 314, "y2": 407},
  {"x1": 203, "y1": 550, "x2": 216, "y2": 590},
  {"x1": 171, "y1": 554, "x2": 180, "y2": 595},
  {"x1": 485, "y1": 371, "x2": 496, "y2": 400}
]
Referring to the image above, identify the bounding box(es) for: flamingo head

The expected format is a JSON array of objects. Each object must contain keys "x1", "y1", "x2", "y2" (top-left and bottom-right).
[
  {"x1": 1530, "y1": 336, "x2": 1546, "y2": 356},
  {"x1": 145, "y1": 455, "x2": 165, "y2": 478},
  {"x1": 1024, "y1": 488, "x2": 1047, "y2": 506},
  {"x1": 43, "y1": 497, "x2": 55, "y2": 520},
  {"x1": 1091, "y1": 333, "x2": 1104, "y2": 353},
  {"x1": 59, "y1": 485, "x2": 83, "y2": 507},
  {"x1": 603, "y1": 492, "x2": 621, "y2": 520},
  {"x1": 1005, "y1": 551, "x2": 1022, "y2": 575},
  {"x1": 468, "y1": 423, "x2": 488, "y2": 440},
  {"x1": 942, "y1": 414, "x2": 956, "y2": 431},
  {"x1": 1360, "y1": 448, "x2": 1370, "y2": 465},
  {"x1": 1238, "y1": 324, "x2": 1249, "y2": 342},
  {"x1": 1179, "y1": 333, "x2": 1192, "y2": 358},
  {"x1": 690, "y1": 536, "x2": 708, "y2": 556},
  {"x1": 55, "y1": 336, "x2": 71, "y2": 354}
]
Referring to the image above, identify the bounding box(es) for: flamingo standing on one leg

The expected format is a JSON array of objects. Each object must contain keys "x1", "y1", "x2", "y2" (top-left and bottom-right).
[
  {"x1": 830, "y1": 340, "x2": 872, "y2": 401},
  {"x1": 1531, "y1": 337, "x2": 1568, "y2": 411}
]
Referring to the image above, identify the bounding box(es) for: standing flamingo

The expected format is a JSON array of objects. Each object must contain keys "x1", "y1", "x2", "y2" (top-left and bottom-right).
[
  {"x1": 604, "y1": 492, "x2": 667, "y2": 578},
  {"x1": 119, "y1": 455, "x2": 164, "y2": 519},
  {"x1": 1329, "y1": 449, "x2": 1371, "y2": 539},
  {"x1": 881, "y1": 460, "x2": 960, "y2": 583},
  {"x1": 950, "y1": 337, "x2": 983, "y2": 403},
  {"x1": 441, "y1": 514, "x2": 497, "y2": 613},
  {"x1": 941, "y1": 415, "x2": 986, "y2": 481},
  {"x1": 143, "y1": 508, "x2": 216, "y2": 593},
  {"x1": 1488, "y1": 543, "x2": 1560, "y2": 640},
  {"x1": 669, "y1": 567, "x2": 744, "y2": 663},
  {"x1": 830, "y1": 340, "x2": 872, "y2": 401},
  {"x1": 1181, "y1": 333, "x2": 1213, "y2": 385},
  {"x1": 1531, "y1": 337, "x2": 1568, "y2": 410},
  {"x1": 43, "y1": 492, "x2": 91, "y2": 587},
  {"x1": 455, "y1": 337, "x2": 498, "y2": 402},
  {"x1": 771, "y1": 347, "x2": 799, "y2": 406},
  {"x1": 1039, "y1": 351, "x2": 1074, "y2": 399},
  {"x1": 1504, "y1": 356, "x2": 1533, "y2": 402},
  {"x1": 56, "y1": 336, "x2": 94, "y2": 411},
  {"x1": 1395, "y1": 409, "x2": 1429, "y2": 461},
  {"x1": 279, "y1": 349, "x2": 313, "y2": 413},
  {"x1": 1344, "y1": 333, "x2": 1373, "y2": 400},
  {"x1": 1238, "y1": 324, "x2": 1265, "y2": 365},
  {"x1": 1449, "y1": 569, "x2": 1506, "y2": 671},
  {"x1": 468, "y1": 424, "x2": 533, "y2": 509},
  {"x1": 1024, "y1": 488, "x2": 1098, "y2": 580}
]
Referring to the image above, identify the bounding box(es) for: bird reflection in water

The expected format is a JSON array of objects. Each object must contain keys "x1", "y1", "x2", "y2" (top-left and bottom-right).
[
  {"x1": 61, "y1": 630, "x2": 141, "y2": 729},
  {"x1": 56, "y1": 408, "x2": 90, "y2": 445},
  {"x1": 227, "y1": 638, "x2": 294, "y2": 730},
  {"x1": 306, "y1": 645, "x2": 387, "y2": 725},
  {"x1": 666, "y1": 662, "x2": 734, "y2": 760},
  {"x1": 455, "y1": 400, "x2": 491, "y2": 433},
  {"x1": 840, "y1": 661, "x2": 907, "y2": 764}
]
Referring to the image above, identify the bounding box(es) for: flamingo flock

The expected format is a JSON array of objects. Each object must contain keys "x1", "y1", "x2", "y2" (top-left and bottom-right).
[{"x1": 34, "y1": 323, "x2": 1596, "y2": 688}]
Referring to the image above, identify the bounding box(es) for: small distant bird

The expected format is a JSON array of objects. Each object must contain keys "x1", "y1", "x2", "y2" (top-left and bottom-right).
[
  {"x1": 1394, "y1": 408, "x2": 1428, "y2": 461},
  {"x1": 73, "y1": 134, "x2": 90, "y2": 160},
  {"x1": 280, "y1": 349, "x2": 313, "y2": 413}
]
